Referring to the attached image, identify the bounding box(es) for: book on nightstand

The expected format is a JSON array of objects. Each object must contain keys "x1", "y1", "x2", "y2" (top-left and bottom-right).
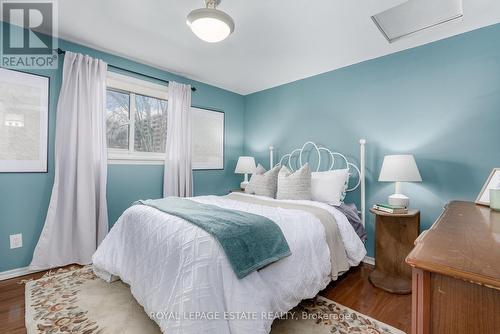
[{"x1": 372, "y1": 203, "x2": 408, "y2": 214}]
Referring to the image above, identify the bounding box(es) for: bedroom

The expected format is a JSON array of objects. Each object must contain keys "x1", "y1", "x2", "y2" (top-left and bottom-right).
[{"x1": 0, "y1": 0, "x2": 499, "y2": 333}]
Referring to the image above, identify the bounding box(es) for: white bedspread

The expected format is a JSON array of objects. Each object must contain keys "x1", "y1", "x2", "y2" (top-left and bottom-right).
[{"x1": 92, "y1": 195, "x2": 366, "y2": 334}]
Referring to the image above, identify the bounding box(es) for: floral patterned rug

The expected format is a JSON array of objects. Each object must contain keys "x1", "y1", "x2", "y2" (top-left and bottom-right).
[{"x1": 24, "y1": 266, "x2": 405, "y2": 334}]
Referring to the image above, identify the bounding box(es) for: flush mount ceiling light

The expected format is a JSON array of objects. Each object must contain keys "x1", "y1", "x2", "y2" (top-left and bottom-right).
[{"x1": 187, "y1": 0, "x2": 235, "y2": 43}]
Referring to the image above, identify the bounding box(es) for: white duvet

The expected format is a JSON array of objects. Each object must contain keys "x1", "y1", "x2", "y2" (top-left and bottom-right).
[{"x1": 92, "y1": 194, "x2": 366, "y2": 334}]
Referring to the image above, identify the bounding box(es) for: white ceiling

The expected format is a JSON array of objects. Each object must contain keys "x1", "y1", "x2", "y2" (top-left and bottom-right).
[{"x1": 56, "y1": 0, "x2": 500, "y2": 95}]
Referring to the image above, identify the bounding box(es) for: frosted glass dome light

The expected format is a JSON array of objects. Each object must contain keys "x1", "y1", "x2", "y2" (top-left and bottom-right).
[{"x1": 187, "y1": 0, "x2": 235, "y2": 43}]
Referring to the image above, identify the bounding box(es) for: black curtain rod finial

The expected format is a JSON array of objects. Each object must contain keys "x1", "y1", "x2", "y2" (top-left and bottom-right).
[{"x1": 54, "y1": 48, "x2": 197, "y2": 92}]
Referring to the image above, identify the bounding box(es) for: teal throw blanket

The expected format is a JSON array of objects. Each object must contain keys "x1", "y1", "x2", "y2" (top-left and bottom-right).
[{"x1": 134, "y1": 198, "x2": 291, "y2": 279}]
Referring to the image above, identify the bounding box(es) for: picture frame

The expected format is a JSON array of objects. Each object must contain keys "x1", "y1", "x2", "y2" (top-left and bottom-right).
[
  {"x1": 475, "y1": 168, "x2": 500, "y2": 206},
  {"x1": 191, "y1": 106, "x2": 225, "y2": 170},
  {"x1": 0, "y1": 68, "x2": 50, "y2": 173}
]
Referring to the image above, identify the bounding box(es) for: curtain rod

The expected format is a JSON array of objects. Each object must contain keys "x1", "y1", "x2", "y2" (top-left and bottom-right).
[{"x1": 55, "y1": 48, "x2": 197, "y2": 92}]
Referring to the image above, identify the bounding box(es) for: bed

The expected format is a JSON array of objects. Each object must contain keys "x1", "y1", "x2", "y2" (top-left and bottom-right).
[{"x1": 92, "y1": 140, "x2": 368, "y2": 334}]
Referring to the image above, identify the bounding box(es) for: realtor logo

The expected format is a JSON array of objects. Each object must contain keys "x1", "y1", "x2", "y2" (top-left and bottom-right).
[{"x1": 1, "y1": 0, "x2": 58, "y2": 69}]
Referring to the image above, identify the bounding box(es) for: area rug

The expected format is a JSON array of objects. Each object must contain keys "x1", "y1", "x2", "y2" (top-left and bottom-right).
[{"x1": 25, "y1": 266, "x2": 405, "y2": 334}]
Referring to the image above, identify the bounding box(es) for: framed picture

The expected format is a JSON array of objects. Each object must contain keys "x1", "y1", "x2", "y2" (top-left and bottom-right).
[
  {"x1": 476, "y1": 168, "x2": 500, "y2": 206},
  {"x1": 191, "y1": 107, "x2": 224, "y2": 170},
  {"x1": 0, "y1": 68, "x2": 50, "y2": 173}
]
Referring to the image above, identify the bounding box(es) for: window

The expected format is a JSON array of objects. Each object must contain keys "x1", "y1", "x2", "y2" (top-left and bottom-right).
[
  {"x1": 106, "y1": 72, "x2": 168, "y2": 163},
  {"x1": 106, "y1": 72, "x2": 225, "y2": 169},
  {"x1": 106, "y1": 90, "x2": 129, "y2": 150},
  {"x1": 134, "y1": 94, "x2": 168, "y2": 153}
]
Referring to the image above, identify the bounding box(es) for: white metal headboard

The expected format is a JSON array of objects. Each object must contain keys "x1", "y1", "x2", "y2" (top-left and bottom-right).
[{"x1": 269, "y1": 139, "x2": 367, "y2": 226}]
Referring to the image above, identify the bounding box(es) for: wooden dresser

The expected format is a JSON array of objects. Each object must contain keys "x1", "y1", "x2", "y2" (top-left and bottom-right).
[{"x1": 406, "y1": 201, "x2": 500, "y2": 334}]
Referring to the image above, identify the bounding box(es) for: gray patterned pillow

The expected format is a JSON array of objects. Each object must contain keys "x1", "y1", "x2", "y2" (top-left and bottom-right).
[
  {"x1": 254, "y1": 163, "x2": 266, "y2": 175},
  {"x1": 277, "y1": 164, "x2": 312, "y2": 200},
  {"x1": 245, "y1": 165, "x2": 280, "y2": 198}
]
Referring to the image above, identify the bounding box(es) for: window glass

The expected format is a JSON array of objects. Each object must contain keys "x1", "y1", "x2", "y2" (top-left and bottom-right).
[
  {"x1": 106, "y1": 90, "x2": 129, "y2": 150},
  {"x1": 134, "y1": 94, "x2": 168, "y2": 153}
]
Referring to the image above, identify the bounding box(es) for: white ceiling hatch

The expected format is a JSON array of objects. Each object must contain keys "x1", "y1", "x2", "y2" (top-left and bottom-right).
[
  {"x1": 50, "y1": 0, "x2": 500, "y2": 94},
  {"x1": 372, "y1": 0, "x2": 464, "y2": 43}
]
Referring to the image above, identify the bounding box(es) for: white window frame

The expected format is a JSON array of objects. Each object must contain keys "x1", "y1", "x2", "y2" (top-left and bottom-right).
[{"x1": 106, "y1": 72, "x2": 168, "y2": 165}]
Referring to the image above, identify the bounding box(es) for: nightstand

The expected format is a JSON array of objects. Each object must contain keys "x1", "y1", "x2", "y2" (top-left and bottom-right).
[{"x1": 369, "y1": 208, "x2": 420, "y2": 294}]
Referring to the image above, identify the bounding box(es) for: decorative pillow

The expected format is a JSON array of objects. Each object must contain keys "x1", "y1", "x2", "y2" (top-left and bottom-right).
[
  {"x1": 245, "y1": 165, "x2": 280, "y2": 198},
  {"x1": 254, "y1": 163, "x2": 266, "y2": 175},
  {"x1": 311, "y1": 169, "x2": 349, "y2": 206},
  {"x1": 276, "y1": 164, "x2": 312, "y2": 200},
  {"x1": 244, "y1": 163, "x2": 265, "y2": 194}
]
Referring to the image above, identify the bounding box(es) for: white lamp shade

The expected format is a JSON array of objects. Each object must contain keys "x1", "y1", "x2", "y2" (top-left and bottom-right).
[
  {"x1": 378, "y1": 155, "x2": 422, "y2": 182},
  {"x1": 235, "y1": 156, "x2": 256, "y2": 174}
]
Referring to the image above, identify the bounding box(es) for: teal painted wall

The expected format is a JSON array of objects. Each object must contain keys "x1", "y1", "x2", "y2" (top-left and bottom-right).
[
  {"x1": 244, "y1": 23, "x2": 500, "y2": 257},
  {"x1": 0, "y1": 26, "x2": 245, "y2": 271},
  {"x1": 2, "y1": 22, "x2": 500, "y2": 271}
]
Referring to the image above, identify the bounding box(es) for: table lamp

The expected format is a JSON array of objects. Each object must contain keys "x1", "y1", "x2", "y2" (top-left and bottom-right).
[
  {"x1": 378, "y1": 154, "x2": 422, "y2": 208},
  {"x1": 235, "y1": 156, "x2": 256, "y2": 189}
]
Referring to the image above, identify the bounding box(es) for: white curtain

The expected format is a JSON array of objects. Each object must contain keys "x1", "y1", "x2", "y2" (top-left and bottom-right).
[
  {"x1": 30, "y1": 52, "x2": 108, "y2": 270},
  {"x1": 163, "y1": 81, "x2": 192, "y2": 197}
]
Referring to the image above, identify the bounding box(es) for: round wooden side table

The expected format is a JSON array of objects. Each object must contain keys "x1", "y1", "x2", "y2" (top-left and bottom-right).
[{"x1": 369, "y1": 208, "x2": 420, "y2": 294}]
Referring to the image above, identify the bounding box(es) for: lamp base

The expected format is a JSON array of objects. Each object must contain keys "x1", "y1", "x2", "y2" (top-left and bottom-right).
[
  {"x1": 240, "y1": 181, "x2": 249, "y2": 190},
  {"x1": 388, "y1": 193, "x2": 409, "y2": 208}
]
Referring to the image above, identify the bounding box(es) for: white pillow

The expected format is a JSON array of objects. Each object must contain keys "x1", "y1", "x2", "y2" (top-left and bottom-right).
[{"x1": 311, "y1": 169, "x2": 349, "y2": 206}]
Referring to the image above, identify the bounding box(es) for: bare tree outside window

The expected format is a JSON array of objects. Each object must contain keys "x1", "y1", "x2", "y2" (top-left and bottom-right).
[
  {"x1": 105, "y1": 74, "x2": 223, "y2": 168},
  {"x1": 105, "y1": 89, "x2": 167, "y2": 155},
  {"x1": 134, "y1": 94, "x2": 168, "y2": 153},
  {"x1": 106, "y1": 90, "x2": 129, "y2": 150}
]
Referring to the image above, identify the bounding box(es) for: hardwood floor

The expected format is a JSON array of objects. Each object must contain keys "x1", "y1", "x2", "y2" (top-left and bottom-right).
[
  {"x1": 0, "y1": 270, "x2": 48, "y2": 334},
  {"x1": 320, "y1": 263, "x2": 412, "y2": 333},
  {"x1": 0, "y1": 263, "x2": 411, "y2": 334},
  {"x1": 0, "y1": 265, "x2": 80, "y2": 334}
]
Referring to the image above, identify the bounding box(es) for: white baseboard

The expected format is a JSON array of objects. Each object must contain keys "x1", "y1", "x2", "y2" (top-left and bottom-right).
[
  {"x1": 0, "y1": 266, "x2": 44, "y2": 281},
  {"x1": 362, "y1": 256, "x2": 375, "y2": 266}
]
